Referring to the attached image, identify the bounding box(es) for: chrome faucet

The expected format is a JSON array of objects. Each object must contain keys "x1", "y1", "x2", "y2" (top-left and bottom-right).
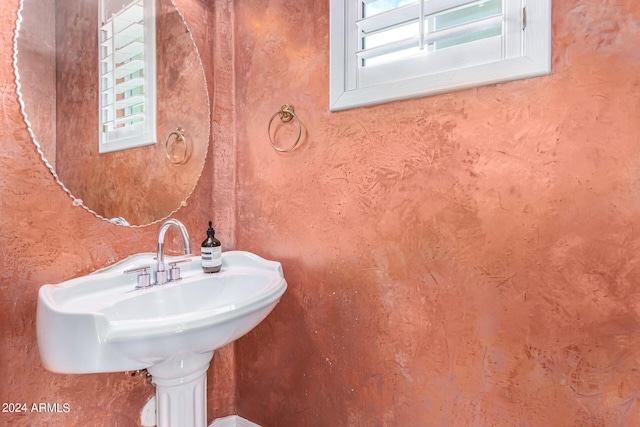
[{"x1": 155, "y1": 219, "x2": 192, "y2": 285}]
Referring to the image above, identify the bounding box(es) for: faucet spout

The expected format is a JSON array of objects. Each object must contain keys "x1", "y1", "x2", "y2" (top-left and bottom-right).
[{"x1": 155, "y1": 219, "x2": 192, "y2": 285}]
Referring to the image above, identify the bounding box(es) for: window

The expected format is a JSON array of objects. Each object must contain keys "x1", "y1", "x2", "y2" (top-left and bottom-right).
[
  {"x1": 330, "y1": 0, "x2": 551, "y2": 111},
  {"x1": 99, "y1": 0, "x2": 156, "y2": 153}
]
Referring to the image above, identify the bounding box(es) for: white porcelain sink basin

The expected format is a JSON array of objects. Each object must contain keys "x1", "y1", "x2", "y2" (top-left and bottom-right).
[{"x1": 37, "y1": 251, "x2": 287, "y2": 374}]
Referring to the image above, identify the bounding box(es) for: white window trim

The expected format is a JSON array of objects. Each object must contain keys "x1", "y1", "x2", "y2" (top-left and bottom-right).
[
  {"x1": 98, "y1": 0, "x2": 157, "y2": 153},
  {"x1": 330, "y1": 0, "x2": 551, "y2": 111}
]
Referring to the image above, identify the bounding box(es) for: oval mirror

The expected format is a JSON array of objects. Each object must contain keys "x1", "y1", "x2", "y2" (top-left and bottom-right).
[{"x1": 13, "y1": 0, "x2": 210, "y2": 227}]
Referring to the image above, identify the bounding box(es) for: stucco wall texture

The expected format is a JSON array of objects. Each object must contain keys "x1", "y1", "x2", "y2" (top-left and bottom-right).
[{"x1": 232, "y1": 0, "x2": 640, "y2": 426}]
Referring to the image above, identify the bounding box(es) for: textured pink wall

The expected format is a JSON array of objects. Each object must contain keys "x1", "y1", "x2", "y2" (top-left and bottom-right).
[
  {"x1": 17, "y1": 0, "x2": 56, "y2": 167},
  {"x1": 0, "y1": 0, "x2": 236, "y2": 425},
  {"x1": 233, "y1": 0, "x2": 640, "y2": 426}
]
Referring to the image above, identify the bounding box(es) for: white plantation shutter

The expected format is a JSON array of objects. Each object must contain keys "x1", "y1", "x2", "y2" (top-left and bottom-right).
[
  {"x1": 99, "y1": 0, "x2": 156, "y2": 153},
  {"x1": 330, "y1": 0, "x2": 551, "y2": 111}
]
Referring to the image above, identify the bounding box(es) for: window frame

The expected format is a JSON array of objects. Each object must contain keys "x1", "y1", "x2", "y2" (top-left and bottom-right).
[
  {"x1": 98, "y1": 0, "x2": 157, "y2": 153},
  {"x1": 330, "y1": 0, "x2": 552, "y2": 111}
]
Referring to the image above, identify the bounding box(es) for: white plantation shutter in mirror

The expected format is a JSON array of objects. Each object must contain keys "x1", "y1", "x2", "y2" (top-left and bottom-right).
[
  {"x1": 330, "y1": 0, "x2": 551, "y2": 111},
  {"x1": 99, "y1": 0, "x2": 156, "y2": 153}
]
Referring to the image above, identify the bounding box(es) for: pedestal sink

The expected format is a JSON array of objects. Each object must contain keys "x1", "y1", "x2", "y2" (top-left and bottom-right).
[{"x1": 37, "y1": 251, "x2": 287, "y2": 427}]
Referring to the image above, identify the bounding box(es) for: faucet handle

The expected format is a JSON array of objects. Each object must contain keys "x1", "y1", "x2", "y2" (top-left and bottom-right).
[
  {"x1": 168, "y1": 258, "x2": 192, "y2": 282},
  {"x1": 124, "y1": 266, "x2": 152, "y2": 289}
]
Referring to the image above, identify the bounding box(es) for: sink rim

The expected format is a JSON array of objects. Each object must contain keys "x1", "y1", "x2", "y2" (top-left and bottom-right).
[{"x1": 38, "y1": 251, "x2": 287, "y2": 343}]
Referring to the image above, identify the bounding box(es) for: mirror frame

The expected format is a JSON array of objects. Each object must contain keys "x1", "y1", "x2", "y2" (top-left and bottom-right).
[{"x1": 12, "y1": 0, "x2": 211, "y2": 228}]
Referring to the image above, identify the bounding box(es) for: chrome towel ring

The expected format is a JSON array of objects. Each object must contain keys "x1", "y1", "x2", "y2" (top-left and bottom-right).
[{"x1": 268, "y1": 104, "x2": 302, "y2": 153}]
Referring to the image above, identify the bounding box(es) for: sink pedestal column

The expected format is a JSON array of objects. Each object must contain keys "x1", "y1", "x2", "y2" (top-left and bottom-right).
[{"x1": 147, "y1": 351, "x2": 214, "y2": 427}]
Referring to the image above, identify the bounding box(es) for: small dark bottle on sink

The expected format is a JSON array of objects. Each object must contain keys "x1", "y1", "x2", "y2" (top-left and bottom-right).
[{"x1": 201, "y1": 221, "x2": 221, "y2": 273}]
